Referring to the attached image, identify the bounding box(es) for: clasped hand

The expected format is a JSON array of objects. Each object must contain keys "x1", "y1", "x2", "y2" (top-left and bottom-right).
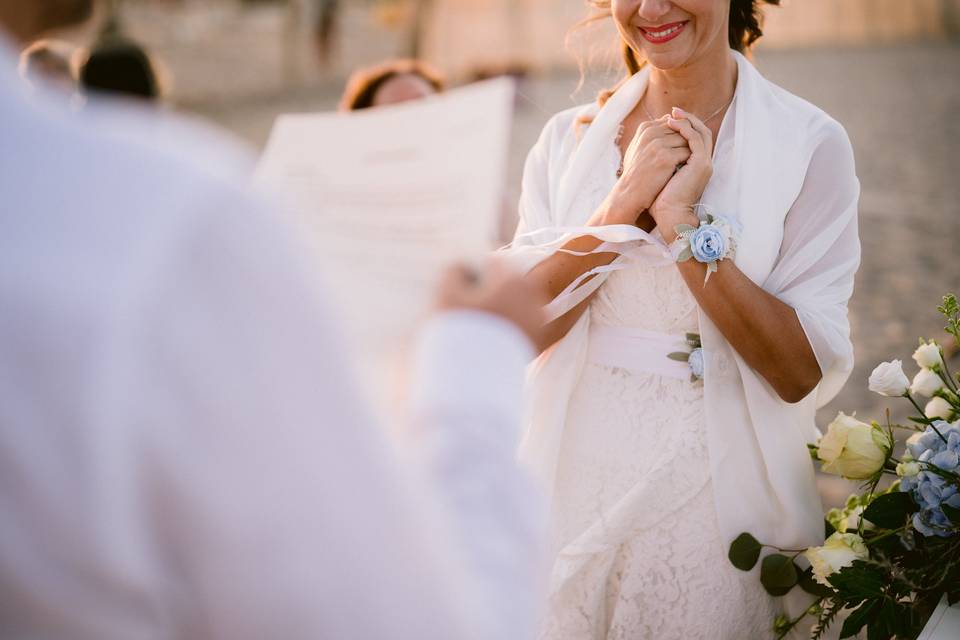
[{"x1": 602, "y1": 107, "x2": 715, "y2": 241}]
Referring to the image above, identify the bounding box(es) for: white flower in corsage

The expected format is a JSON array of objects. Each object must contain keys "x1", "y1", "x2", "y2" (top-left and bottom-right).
[
  {"x1": 867, "y1": 359, "x2": 910, "y2": 397},
  {"x1": 667, "y1": 333, "x2": 704, "y2": 384},
  {"x1": 815, "y1": 412, "x2": 893, "y2": 480},
  {"x1": 803, "y1": 532, "x2": 869, "y2": 586},
  {"x1": 673, "y1": 213, "x2": 740, "y2": 284}
]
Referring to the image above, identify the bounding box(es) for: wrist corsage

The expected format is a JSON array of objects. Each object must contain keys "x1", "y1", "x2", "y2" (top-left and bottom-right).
[{"x1": 673, "y1": 212, "x2": 741, "y2": 284}]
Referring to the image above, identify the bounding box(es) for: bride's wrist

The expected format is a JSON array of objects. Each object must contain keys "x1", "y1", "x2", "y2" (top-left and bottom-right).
[
  {"x1": 594, "y1": 195, "x2": 646, "y2": 227},
  {"x1": 653, "y1": 205, "x2": 698, "y2": 241}
]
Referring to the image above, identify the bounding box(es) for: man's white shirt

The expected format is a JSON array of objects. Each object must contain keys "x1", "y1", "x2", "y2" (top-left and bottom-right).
[{"x1": 0, "y1": 37, "x2": 542, "y2": 639}]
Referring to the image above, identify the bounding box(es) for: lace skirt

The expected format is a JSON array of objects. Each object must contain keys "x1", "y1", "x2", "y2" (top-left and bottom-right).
[{"x1": 541, "y1": 362, "x2": 777, "y2": 640}]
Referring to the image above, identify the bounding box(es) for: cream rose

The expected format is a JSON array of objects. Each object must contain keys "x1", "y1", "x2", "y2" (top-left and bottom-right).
[
  {"x1": 868, "y1": 360, "x2": 909, "y2": 397},
  {"x1": 925, "y1": 396, "x2": 954, "y2": 420},
  {"x1": 910, "y1": 368, "x2": 943, "y2": 398},
  {"x1": 817, "y1": 412, "x2": 892, "y2": 479},
  {"x1": 804, "y1": 532, "x2": 869, "y2": 586},
  {"x1": 913, "y1": 342, "x2": 944, "y2": 370}
]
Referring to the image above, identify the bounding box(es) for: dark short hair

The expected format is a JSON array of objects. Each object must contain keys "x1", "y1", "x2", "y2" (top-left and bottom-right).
[
  {"x1": 80, "y1": 37, "x2": 159, "y2": 100},
  {"x1": 339, "y1": 59, "x2": 445, "y2": 111}
]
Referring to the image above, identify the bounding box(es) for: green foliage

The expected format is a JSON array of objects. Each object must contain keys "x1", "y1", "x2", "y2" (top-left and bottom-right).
[
  {"x1": 943, "y1": 503, "x2": 960, "y2": 526},
  {"x1": 828, "y1": 561, "x2": 885, "y2": 603},
  {"x1": 838, "y1": 599, "x2": 878, "y2": 638},
  {"x1": 798, "y1": 566, "x2": 833, "y2": 598},
  {"x1": 938, "y1": 293, "x2": 960, "y2": 343},
  {"x1": 759, "y1": 553, "x2": 798, "y2": 596},
  {"x1": 862, "y1": 491, "x2": 918, "y2": 529},
  {"x1": 728, "y1": 532, "x2": 761, "y2": 571}
]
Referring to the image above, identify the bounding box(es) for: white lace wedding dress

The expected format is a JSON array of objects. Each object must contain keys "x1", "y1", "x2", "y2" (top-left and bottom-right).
[{"x1": 540, "y1": 250, "x2": 778, "y2": 639}]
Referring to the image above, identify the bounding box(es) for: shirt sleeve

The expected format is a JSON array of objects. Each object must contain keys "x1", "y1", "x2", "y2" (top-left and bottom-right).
[
  {"x1": 128, "y1": 191, "x2": 541, "y2": 640},
  {"x1": 764, "y1": 117, "x2": 861, "y2": 407},
  {"x1": 409, "y1": 311, "x2": 545, "y2": 640}
]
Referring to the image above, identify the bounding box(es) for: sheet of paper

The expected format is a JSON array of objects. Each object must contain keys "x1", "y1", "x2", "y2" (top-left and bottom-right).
[
  {"x1": 917, "y1": 596, "x2": 960, "y2": 640},
  {"x1": 255, "y1": 78, "x2": 515, "y2": 407}
]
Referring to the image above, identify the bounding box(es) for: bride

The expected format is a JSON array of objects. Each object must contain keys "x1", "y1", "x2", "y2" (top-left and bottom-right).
[{"x1": 507, "y1": 1, "x2": 861, "y2": 638}]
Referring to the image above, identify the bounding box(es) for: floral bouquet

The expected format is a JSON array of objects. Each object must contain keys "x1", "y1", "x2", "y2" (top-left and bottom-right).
[{"x1": 728, "y1": 294, "x2": 960, "y2": 639}]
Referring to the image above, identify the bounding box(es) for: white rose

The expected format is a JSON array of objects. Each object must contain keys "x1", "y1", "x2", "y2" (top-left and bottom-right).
[
  {"x1": 804, "y1": 532, "x2": 869, "y2": 586},
  {"x1": 913, "y1": 342, "x2": 943, "y2": 370},
  {"x1": 925, "y1": 396, "x2": 954, "y2": 420},
  {"x1": 910, "y1": 368, "x2": 943, "y2": 398},
  {"x1": 868, "y1": 360, "x2": 909, "y2": 397},
  {"x1": 817, "y1": 412, "x2": 892, "y2": 479}
]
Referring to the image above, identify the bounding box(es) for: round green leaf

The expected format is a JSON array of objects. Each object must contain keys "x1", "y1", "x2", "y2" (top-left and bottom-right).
[
  {"x1": 760, "y1": 553, "x2": 799, "y2": 596},
  {"x1": 728, "y1": 532, "x2": 762, "y2": 571}
]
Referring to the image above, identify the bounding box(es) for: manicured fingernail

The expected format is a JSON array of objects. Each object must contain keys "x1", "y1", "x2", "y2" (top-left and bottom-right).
[{"x1": 672, "y1": 107, "x2": 685, "y2": 117}]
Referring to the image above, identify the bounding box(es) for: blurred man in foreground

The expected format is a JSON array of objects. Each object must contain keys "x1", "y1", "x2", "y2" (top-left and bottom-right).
[{"x1": 0, "y1": 2, "x2": 545, "y2": 639}]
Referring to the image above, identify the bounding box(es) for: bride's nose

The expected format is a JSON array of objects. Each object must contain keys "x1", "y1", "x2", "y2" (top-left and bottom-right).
[{"x1": 637, "y1": 0, "x2": 673, "y2": 22}]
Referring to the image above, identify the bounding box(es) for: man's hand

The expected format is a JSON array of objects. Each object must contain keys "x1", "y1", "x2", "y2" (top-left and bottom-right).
[{"x1": 434, "y1": 259, "x2": 546, "y2": 348}]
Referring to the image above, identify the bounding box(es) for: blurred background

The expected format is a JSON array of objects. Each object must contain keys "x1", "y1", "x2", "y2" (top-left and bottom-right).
[{"x1": 47, "y1": 0, "x2": 960, "y2": 499}]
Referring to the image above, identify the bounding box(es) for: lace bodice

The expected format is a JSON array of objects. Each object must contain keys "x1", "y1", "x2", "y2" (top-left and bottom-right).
[{"x1": 589, "y1": 250, "x2": 699, "y2": 334}]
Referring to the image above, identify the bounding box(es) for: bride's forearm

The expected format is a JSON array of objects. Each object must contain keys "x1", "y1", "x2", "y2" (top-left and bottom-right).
[
  {"x1": 676, "y1": 259, "x2": 821, "y2": 403},
  {"x1": 526, "y1": 200, "x2": 636, "y2": 354}
]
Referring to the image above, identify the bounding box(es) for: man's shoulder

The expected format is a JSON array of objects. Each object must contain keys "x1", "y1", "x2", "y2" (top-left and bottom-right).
[{"x1": 1, "y1": 89, "x2": 272, "y2": 324}]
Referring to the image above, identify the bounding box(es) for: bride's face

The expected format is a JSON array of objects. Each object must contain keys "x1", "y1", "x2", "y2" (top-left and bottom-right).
[{"x1": 612, "y1": 0, "x2": 730, "y2": 70}]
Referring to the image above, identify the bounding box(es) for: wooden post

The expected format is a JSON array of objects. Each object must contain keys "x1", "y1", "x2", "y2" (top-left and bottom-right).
[{"x1": 406, "y1": 0, "x2": 434, "y2": 59}]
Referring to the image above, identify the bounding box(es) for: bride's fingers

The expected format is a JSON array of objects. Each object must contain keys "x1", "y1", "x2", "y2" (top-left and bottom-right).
[
  {"x1": 672, "y1": 107, "x2": 714, "y2": 154},
  {"x1": 663, "y1": 132, "x2": 689, "y2": 148},
  {"x1": 666, "y1": 117, "x2": 707, "y2": 159}
]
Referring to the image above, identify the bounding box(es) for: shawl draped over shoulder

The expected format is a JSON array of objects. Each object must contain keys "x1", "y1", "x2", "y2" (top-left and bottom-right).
[{"x1": 503, "y1": 50, "x2": 861, "y2": 552}]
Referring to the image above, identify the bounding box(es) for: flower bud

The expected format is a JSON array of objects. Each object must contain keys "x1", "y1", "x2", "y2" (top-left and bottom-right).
[
  {"x1": 913, "y1": 341, "x2": 943, "y2": 370},
  {"x1": 868, "y1": 360, "x2": 909, "y2": 397},
  {"x1": 910, "y1": 368, "x2": 944, "y2": 398},
  {"x1": 924, "y1": 396, "x2": 954, "y2": 420}
]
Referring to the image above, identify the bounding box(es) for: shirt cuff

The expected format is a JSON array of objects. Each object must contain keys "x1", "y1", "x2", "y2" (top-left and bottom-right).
[{"x1": 410, "y1": 311, "x2": 534, "y2": 426}]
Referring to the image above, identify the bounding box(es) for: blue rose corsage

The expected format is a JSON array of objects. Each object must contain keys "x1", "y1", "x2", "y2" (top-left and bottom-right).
[
  {"x1": 673, "y1": 213, "x2": 740, "y2": 284},
  {"x1": 668, "y1": 333, "x2": 704, "y2": 384}
]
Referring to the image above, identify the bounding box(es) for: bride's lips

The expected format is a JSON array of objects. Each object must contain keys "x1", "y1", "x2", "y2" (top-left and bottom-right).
[{"x1": 639, "y1": 20, "x2": 688, "y2": 44}]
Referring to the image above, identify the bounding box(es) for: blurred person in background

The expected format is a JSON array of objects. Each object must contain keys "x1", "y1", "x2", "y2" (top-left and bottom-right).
[
  {"x1": 18, "y1": 37, "x2": 77, "y2": 95},
  {"x1": 0, "y1": 2, "x2": 547, "y2": 639},
  {"x1": 339, "y1": 58, "x2": 444, "y2": 111},
  {"x1": 505, "y1": 0, "x2": 860, "y2": 637},
  {"x1": 78, "y1": 34, "x2": 161, "y2": 102}
]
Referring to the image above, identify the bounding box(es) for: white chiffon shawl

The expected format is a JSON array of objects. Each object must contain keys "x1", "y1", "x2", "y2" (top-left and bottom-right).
[{"x1": 505, "y1": 50, "x2": 861, "y2": 551}]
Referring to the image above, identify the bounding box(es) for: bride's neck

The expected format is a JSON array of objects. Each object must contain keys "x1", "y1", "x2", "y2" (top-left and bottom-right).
[{"x1": 644, "y1": 47, "x2": 738, "y2": 120}]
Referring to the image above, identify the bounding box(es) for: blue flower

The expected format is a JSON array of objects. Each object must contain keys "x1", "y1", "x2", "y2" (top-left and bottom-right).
[
  {"x1": 913, "y1": 508, "x2": 952, "y2": 538},
  {"x1": 900, "y1": 421, "x2": 960, "y2": 537},
  {"x1": 690, "y1": 224, "x2": 728, "y2": 264},
  {"x1": 688, "y1": 348, "x2": 704, "y2": 379}
]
